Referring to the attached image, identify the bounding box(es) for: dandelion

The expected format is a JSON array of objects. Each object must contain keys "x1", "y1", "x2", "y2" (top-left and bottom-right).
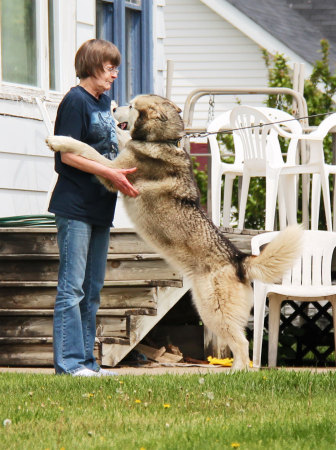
[
  {"x1": 135, "y1": 399, "x2": 141, "y2": 404},
  {"x1": 82, "y1": 393, "x2": 94, "y2": 398},
  {"x1": 206, "y1": 392, "x2": 214, "y2": 400},
  {"x1": 119, "y1": 381, "x2": 124, "y2": 384},
  {"x1": 163, "y1": 403, "x2": 170, "y2": 408},
  {"x1": 165, "y1": 423, "x2": 170, "y2": 428},
  {"x1": 231, "y1": 443, "x2": 240, "y2": 448},
  {"x1": 3, "y1": 419, "x2": 11, "y2": 427},
  {"x1": 198, "y1": 377, "x2": 205, "y2": 384}
]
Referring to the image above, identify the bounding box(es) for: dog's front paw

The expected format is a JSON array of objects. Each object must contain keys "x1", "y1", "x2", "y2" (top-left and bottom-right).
[{"x1": 45, "y1": 135, "x2": 71, "y2": 153}]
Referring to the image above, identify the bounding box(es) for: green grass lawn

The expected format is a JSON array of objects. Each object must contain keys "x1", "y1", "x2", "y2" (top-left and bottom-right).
[{"x1": 1, "y1": 370, "x2": 336, "y2": 449}]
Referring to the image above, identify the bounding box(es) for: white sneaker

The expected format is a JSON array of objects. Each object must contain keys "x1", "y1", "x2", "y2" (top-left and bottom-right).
[
  {"x1": 98, "y1": 368, "x2": 118, "y2": 376},
  {"x1": 72, "y1": 368, "x2": 102, "y2": 377}
]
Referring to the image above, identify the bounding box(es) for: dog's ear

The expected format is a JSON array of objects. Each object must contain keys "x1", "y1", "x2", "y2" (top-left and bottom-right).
[
  {"x1": 170, "y1": 102, "x2": 182, "y2": 114},
  {"x1": 147, "y1": 106, "x2": 168, "y2": 122}
]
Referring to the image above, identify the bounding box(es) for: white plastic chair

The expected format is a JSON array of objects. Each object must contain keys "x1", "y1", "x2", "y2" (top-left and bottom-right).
[
  {"x1": 207, "y1": 111, "x2": 244, "y2": 227},
  {"x1": 208, "y1": 107, "x2": 303, "y2": 228},
  {"x1": 251, "y1": 230, "x2": 336, "y2": 368},
  {"x1": 300, "y1": 113, "x2": 336, "y2": 231},
  {"x1": 230, "y1": 106, "x2": 304, "y2": 231}
]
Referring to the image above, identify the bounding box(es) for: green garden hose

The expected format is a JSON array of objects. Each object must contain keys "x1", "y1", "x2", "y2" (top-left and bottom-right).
[{"x1": 0, "y1": 215, "x2": 56, "y2": 227}]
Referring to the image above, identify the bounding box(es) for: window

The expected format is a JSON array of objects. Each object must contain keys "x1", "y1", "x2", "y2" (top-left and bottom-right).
[
  {"x1": 0, "y1": 0, "x2": 60, "y2": 91},
  {"x1": 96, "y1": 0, "x2": 153, "y2": 105}
]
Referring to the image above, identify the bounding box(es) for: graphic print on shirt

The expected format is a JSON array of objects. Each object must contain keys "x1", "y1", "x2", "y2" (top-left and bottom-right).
[{"x1": 90, "y1": 110, "x2": 118, "y2": 160}]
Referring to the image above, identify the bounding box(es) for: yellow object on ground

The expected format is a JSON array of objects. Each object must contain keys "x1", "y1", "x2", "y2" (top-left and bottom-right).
[{"x1": 207, "y1": 356, "x2": 253, "y2": 367}]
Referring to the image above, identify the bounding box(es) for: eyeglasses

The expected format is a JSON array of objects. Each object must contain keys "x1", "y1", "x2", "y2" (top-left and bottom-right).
[{"x1": 104, "y1": 66, "x2": 119, "y2": 74}]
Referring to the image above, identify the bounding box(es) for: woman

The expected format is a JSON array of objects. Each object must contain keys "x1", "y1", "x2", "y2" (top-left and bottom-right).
[{"x1": 49, "y1": 39, "x2": 138, "y2": 376}]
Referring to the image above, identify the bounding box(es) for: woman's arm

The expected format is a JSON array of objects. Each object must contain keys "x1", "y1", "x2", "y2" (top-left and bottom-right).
[{"x1": 61, "y1": 153, "x2": 138, "y2": 197}]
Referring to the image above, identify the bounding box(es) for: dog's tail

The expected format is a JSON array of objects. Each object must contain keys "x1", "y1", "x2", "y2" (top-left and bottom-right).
[{"x1": 244, "y1": 225, "x2": 303, "y2": 283}]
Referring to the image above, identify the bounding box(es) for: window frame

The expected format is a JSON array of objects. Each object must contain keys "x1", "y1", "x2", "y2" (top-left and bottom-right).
[{"x1": 97, "y1": 0, "x2": 153, "y2": 105}]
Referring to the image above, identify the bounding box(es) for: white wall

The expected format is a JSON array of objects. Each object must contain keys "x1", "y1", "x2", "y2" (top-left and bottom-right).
[{"x1": 163, "y1": 0, "x2": 269, "y2": 130}]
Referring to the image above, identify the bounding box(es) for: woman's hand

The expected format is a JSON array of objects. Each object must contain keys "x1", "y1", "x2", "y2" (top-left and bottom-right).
[{"x1": 104, "y1": 167, "x2": 139, "y2": 197}]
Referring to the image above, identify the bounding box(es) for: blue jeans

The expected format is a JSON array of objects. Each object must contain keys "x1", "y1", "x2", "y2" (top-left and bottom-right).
[{"x1": 53, "y1": 216, "x2": 110, "y2": 374}]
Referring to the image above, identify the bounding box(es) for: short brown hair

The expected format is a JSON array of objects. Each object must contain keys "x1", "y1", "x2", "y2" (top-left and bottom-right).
[{"x1": 75, "y1": 39, "x2": 121, "y2": 79}]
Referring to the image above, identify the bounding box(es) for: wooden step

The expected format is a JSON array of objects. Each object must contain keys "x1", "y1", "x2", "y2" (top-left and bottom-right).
[
  {"x1": 0, "y1": 228, "x2": 155, "y2": 255},
  {"x1": 0, "y1": 315, "x2": 128, "y2": 339},
  {"x1": 0, "y1": 285, "x2": 161, "y2": 310},
  {"x1": 0, "y1": 227, "x2": 189, "y2": 367},
  {"x1": 0, "y1": 279, "x2": 183, "y2": 288},
  {"x1": 0, "y1": 308, "x2": 157, "y2": 316},
  {"x1": 0, "y1": 342, "x2": 101, "y2": 367},
  {"x1": 0, "y1": 256, "x2": 179, "y2": 282},
  {"x1": 0, "y1": 336, "x2": 130, "y2": 345}
]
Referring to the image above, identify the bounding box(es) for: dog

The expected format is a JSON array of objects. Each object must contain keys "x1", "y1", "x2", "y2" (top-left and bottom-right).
[{"x1": 46, "y1": 94, "x2": 303, "y2": 370}]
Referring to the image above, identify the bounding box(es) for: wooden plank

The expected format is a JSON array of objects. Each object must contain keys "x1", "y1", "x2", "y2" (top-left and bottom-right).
[
  {"x1": 0, "y1": 316, "x2": 128, "y2": 338},
  {"x1": 0, "y1": 337, "x2": 53, "y2": 344},
  {"x1": 135, "y1": 343, "x2": 166, "y2": 360},
  {"x1": 108, "y1": 231, "x2": 155, "y2": 254},
  {"x1": 0, "y1": 279, "x2": 183, "y2": 288},
  {"x1": 0, "y1": 258, "x2": 180, "y2": 282},
  {"x1": 0, "y1": 230, "x2": 58, "y2": 255},
  {"x1": 0, "y1": 228, "x2": 255, "y2": 255},
  {"x1": 0, "y1": 253, "x2": 162, "y2": 261},
  {"x1": 0, "y1": 343, "x2": 100, "y2": 367},
  {"x1": 101, "y1": 281, "x2": 191, "y2": 366},
  {"x1": 0, "y1": 308, "x2": 156, "y2": 317},
  {"x1": 0, "y1": 286, "x2": 158, "y2": 310},
  {"x1": 0, "y1": 228, "x2": 155, "y2": 255}
]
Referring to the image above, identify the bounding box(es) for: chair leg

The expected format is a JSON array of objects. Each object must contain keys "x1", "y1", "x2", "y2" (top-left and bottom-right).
[
  {"x1": 222, "y1": 174, "x2": 235, "y2": 228},
  {"x1": 321, "y1": 171, "x2": 332, "y2": 231},
  {"x1": 330, "y1": 300, "x2": 336, "y2": 364},
  {"x1": 277, "y1": 180, "x2": 287, "y2": 230},
  {"x1": 211, "y1": 173, "x2": 222, "y2": 227},
  {"x1": 252, "y1": 282, "x2": 267, "y2": 368},
  {"x1": 238, "y1": 173, "x2": 250, "y2": 230},
  {"x1": 265, "y1": 172, "x2": 280, "y2": 231},
  {"x1": 282, "y1": 175, "x2": 297, "y2": 226},
  {"x1": 311, "y1": 174, "x2": 321, "y2": 230},
  {"x1": 333, "y1": 176, "x2": 336, "y2": 231},
  {"x1": 268, "y1": 295, "x2": 282, "y2": 367}
]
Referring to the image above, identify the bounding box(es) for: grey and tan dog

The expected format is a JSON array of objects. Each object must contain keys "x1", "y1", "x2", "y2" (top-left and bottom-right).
[{"x1": 46, "y1": 94, "x2": 303, "y2": 370}]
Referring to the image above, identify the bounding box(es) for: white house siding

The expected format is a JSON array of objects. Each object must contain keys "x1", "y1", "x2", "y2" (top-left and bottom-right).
[
  {"x1": 0, "y1": 95, "x2": 58, "y2": 217},
  {"x1": 76, "y1": 0, "x2": 96, "y2": 49},
  {"x1": 163, "y1": 0, "x2": 269, "y2": 130}
]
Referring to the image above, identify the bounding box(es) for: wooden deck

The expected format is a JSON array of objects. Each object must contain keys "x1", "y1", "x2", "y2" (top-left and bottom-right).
[{"x1": 0, "y1": 227, "x2": 254, "y2": 367}]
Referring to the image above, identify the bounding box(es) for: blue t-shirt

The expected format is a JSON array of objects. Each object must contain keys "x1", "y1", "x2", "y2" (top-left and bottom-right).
[{"x1": 48, "y1": 86, "x2": 118, "y2": 227}]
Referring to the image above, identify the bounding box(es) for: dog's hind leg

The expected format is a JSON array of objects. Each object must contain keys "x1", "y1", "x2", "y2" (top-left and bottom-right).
[
  {"x1": 223, "y1": 324, "x2": 250, "y2": 371},
  {"x1": 191, "y1": 271, "x2": 252, "y2": 371}
]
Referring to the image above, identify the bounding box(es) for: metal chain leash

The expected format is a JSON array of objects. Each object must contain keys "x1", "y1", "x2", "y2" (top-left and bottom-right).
[{"x1": 185, "y1": 111, "x2": 336, "y2": 140}]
